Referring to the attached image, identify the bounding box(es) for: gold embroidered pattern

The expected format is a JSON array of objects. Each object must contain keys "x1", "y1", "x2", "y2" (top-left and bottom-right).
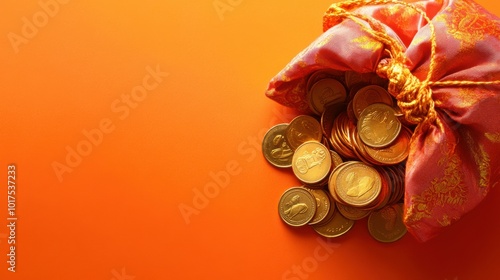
[
  {"x1": 380, "y1": 3, "x2": 420, "y2": 38},
  {"x1": 456, "y1": 87, "x2": 480, "y2": 107},
  {"x1": 463, "y1": 129, "x2": 490, "y2": 190},
  {"x1": 316, "y1": 33, "x2": 335, "y2": 48},
  {"x1": 405, "y1": 142, "x2": 467, "y2": 225},
  {"x1": 412, "y1": 52, "x2": 447, "y2": 82},
  {"x1": 351, "y1": 36, "x2": 382, "y2": 51},
  {"x1": 438, "y1": 214, "x2": 451, "y2": 227},
  {"x1": 297, "y1": 61, "x2": 307, "y2": 68},
  {"x1": 485, "y1": 133, "x2": 500, "y2": 143},
  {"x1": 410, "y1": 34, "x2": 426, "y2": 47},
  {"x1": 437, "y1": 0, "x2": 500, "y2": 52},
  {"x1": 279, "y1": 73, "x2": 290, "y2": 83}
]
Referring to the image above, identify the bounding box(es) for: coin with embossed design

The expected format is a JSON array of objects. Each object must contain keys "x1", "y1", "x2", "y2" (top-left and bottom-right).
[
  {"x1": 292, "y1": 142, "x2": 332, "y2": 185},
  {"x1": 307, "y1": 69, "x2": 346, "y2": 93},
  {"x1": 334, "y1": 161, "x2": 381, "y2": 207},
  {"x1": 367, "y1": 203, "x2": 407, "y2": 242},
  {"x1": 352, "y1": 85, "x2": 394, "y2": 119},
  {"x1": 262, "y1": 123, "x2": 294, "y2": 168},
  {"x1": 358, "y1": 103, "x2": 402, "y2": 148},
  {"x1": 307, "y1": 78, "x2": 347, "y2": 115},
  {"x1": 278, "y1": 187, "x2": 317, "y2": 227},
  {"x1": 285, "y1": 115, "x2": 323, "y2": 151},
  {"x1": 269, "y1": 70, "x2": 413, "y2": 242},
  {"x1": 363, "y1": 126, "x2": 411, "y2": 165},
  {"x1": 305, "y1": 188, "x2": 332, "y2": 225},
  {"x1": 314, "y1": 193, "x2": 336, "y2": 226},
  {"x1": 311, "y1": 209, "x2": 355, "y2": 238},
  {"x1": 336, "y1": 203, "x2": 372, "y2": 220}
]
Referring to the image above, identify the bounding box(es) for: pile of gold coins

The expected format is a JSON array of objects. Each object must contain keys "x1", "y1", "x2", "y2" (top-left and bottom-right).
[{"x1": 263, "y1": 70, "x2": 410, "y2": 242}]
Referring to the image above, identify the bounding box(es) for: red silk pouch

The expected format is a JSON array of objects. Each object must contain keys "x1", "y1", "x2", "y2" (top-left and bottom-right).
[{"x1": 265, "y1": 0, "x2": 500, "y2": 242}]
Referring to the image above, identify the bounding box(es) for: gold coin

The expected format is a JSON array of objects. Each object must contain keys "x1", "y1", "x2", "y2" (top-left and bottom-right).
[
  {"x1": 336, "y1": 202, "x2": 371, "y2": 220},
  {"x1": 368, "y1": 168, "x2": 398, "y2": 205},
  {"x1": 334, "y1": 161, "x2": 382, "y2": 207},
  {"x1": 262, "y1": 123, "x2": 294, "y2": 168},
  {"x1": 352, "y1": 85, "x2": 393, "y2": 119},
  {"x1": 367, "y1": 203, "x2": 407, "y2": 242},
  {"x1": 368, "y1": 167, "x2": 390, "y2": 210},
  {"x1": 307, "y1": 78, "x2": 347, "y2": 115},
  {"x1": 330, "y1": 112, "x2": 356, "y2": 159},
  {"x1": 327, "y1": 166, "x2": 342, "y2": 204},
  {"x1": 363, "y1": 126, "x2": 411, "y2": 165},
  {"x1": 292, "y1": 142, "x2": 332, "y2": 185},
  {"x1": 348, "y1": 126, "x2": 369, "y2": 165},
  {"x1": 357, "y1": 103, "x2": 402, "y2": 148},
  {"x1": 386, "y1": 165, "x2": 405, "y2": 205},
  {"x1": 313, "y1": 194, "x2": 336, "y2": 226},
  {"x1": 330, "y1": 150, "x2": 343, "y2": 169},
  {"x1": 311, "y1": 209, "x2": 354, "y2": 238},
  {"x1": 350, "y1": 127, "x2": 381, "y2": 166},
  {"x1": 285, "y1": 115, "x2": 323, "y2": 151},
  {"x1": 305, "y1": 188, "x2": 332, "y2": 225},
  {"x1": 327, "y1": 161, "x2": 352, "y2": 205},
  {"x1": 278, "y1": 187, "x2": 317, "y2": 227},
  {"x1": 338, "y1": 114, "x2": 356, "y2": 152},
  {"x1": 307, "y1": 70, "x2": 346, "y2": 93}
]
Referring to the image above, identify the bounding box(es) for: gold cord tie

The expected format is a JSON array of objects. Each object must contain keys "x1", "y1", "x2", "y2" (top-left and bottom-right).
[
  {"x1": 376, "y1": 58, "x2": 436, "y2": 126},
  {"x1": 323, "y1": 0, "x2": 500, "y2": 133}
]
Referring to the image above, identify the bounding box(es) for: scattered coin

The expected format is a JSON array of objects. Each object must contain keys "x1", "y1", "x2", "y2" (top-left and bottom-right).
[
  {"x1": 307, "y1": 78, "x2": 347, "y2": 115},
  {"x1": 367, "y1": 203, "x2": 407, "y2": 242},
  {"x1": 292, "y1": 141, "x2": 332, "y2": 186},
  {"x1": 285, "y1": 115, "x2": 323, "y2": 151},
  {"x1": 311, "y1": 210, "x2": 355, "y2": 238},
  {"x1": 336, "y1": 203, "x2": 372, "y2": 220},
  {"x1": 278, "y1": 187, "x2": 317, "y2": 227},
  {"x1": 352, "y1": 85, "x2": 393, "y2": 120},
  {"x1": 262, "y1": 123, "x2": 294, "y2": 168},
  {"x1": 306, "y1": 188, "x2": 332, "y2": 225},
  {"x1": 357, "y1": 103, "x2": 402, "y2": 148},
  {"x1": 268, "y1": 71, "x2": 411, "y2": 241},
  {"x1": 333, "y1": 161, "x2": 382, "y2": 208},
  {"x1": 363, "y1": 126, "x2": 411, "y2": 165}
]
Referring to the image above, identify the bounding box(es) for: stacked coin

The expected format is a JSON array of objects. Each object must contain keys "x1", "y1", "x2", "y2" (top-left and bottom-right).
[{"x1": 263, "y1": 70, "x2": 411, "y2": 242}]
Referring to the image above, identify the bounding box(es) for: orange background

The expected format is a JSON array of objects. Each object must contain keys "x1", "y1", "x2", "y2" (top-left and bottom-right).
[{"x1": 1, "y1": 1, "x2": 499, "y2": 279}]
